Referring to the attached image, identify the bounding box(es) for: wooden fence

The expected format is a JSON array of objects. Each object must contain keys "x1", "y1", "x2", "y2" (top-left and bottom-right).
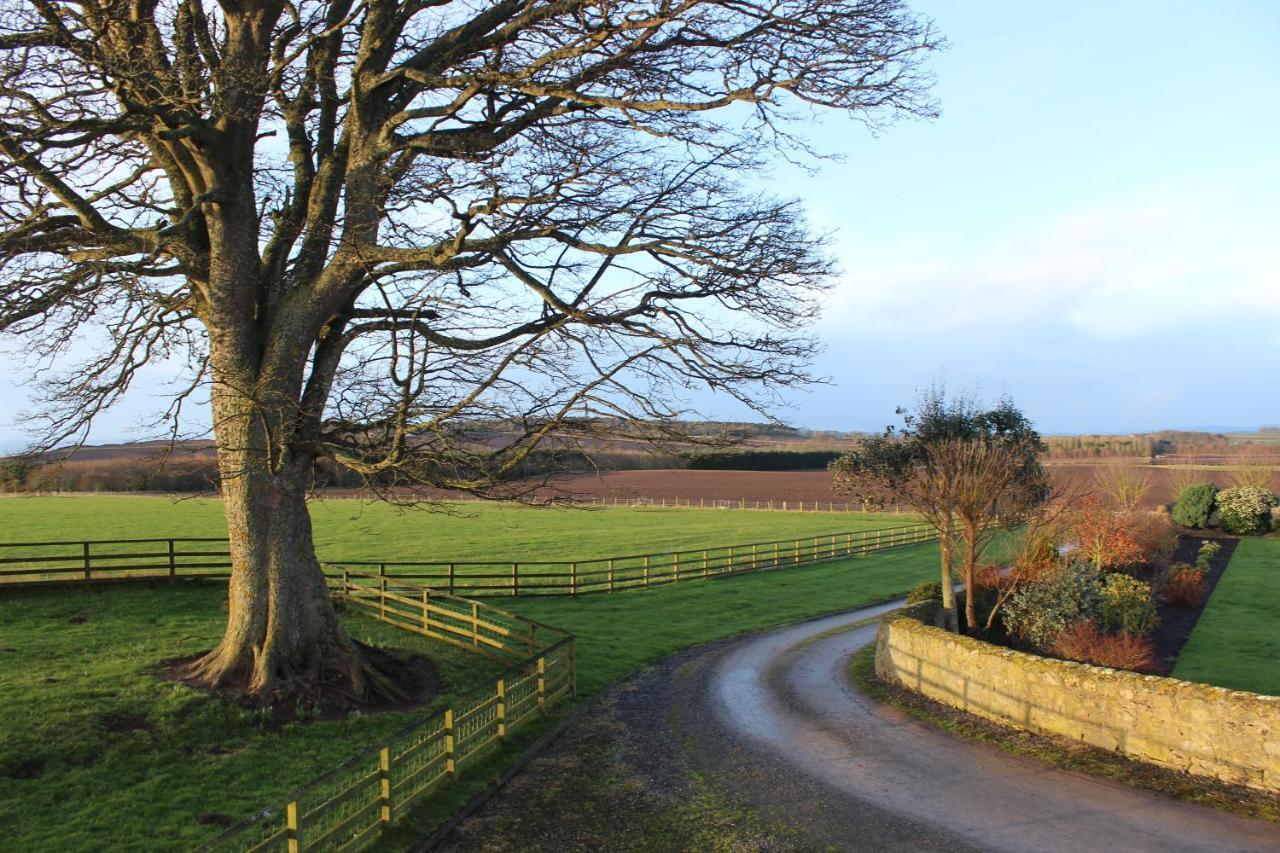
[
  {"x1": 0, "y1": 522, "x2": 937, "y2": 594},
  {"x1": 200, "y1": 579, "x2": 575, "y2": 853},
  {"x1": 568, "y1": 496, "x2": 915, "y2": 513},
  {"x1": 0, "y1": 536, "x2": 231, "y2": 584},
  {"x1": 330, "y1": 522, "x2": 938, "y2": 597}
]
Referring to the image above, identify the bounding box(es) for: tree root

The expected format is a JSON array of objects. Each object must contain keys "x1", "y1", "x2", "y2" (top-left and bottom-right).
[{"x1": 167, "y1": 640, "x2": 433, "y2": 719}]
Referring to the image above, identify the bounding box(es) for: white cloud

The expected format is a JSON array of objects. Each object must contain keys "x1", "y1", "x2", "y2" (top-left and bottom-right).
[{"x1": 821, "y1": 184, "x2": 1280, "y2": 342}]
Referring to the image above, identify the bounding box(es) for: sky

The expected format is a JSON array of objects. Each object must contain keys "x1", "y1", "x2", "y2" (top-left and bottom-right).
[{"x1": 1, "y1": 0, "x2": 1277, "y2": 450}]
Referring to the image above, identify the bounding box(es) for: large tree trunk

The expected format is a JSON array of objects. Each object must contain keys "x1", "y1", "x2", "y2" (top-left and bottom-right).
[{"x1": 182, "y1": 381, "x2": 403, "y2": 705}]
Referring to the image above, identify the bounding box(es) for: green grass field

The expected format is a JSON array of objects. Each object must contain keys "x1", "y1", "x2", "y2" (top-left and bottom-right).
[
  {"x1": 0, "y1": 495, "x2": 916, "y2": 564},
  {"x1": 0, "y1": 496, "x2": 940, "y2": 851},
  {"x1": 1172, "y1": 538, "x2": 1280, "y2": 696},
  {"x1": 0, "y1": 583, "x2": 506, "y2": 852}
]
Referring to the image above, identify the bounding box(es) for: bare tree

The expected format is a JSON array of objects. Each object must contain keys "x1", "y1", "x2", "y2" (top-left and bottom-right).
[
  {"x1": 1093, "y1": 462, "x2": 1153, "y2": 511},
  {"x1": 1230, "y1": 445, "x2": 1277, "y2": 491},
  {"x1": 0, "y1": 0, "x2": 940, "y2": 703},
  {"x1": 831, "y1": 388, "x2": 1045, "y2": 632},
  {"x1": 940, "y1": 436, "x2": 1049, "y2": 632}
]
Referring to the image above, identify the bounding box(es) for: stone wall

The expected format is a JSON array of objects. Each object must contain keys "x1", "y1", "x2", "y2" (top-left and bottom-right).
[{"x1": 875, "y1": 604, "x2": 1280, "y2": 793}]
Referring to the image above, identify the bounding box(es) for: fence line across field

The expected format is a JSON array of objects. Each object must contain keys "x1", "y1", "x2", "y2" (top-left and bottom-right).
[
  {"x1": 0, "y1": 491, "x2": 915, "y2": 515},
  {"x1": 0, "y1": 522, "x2": 937, "y2": 593}
]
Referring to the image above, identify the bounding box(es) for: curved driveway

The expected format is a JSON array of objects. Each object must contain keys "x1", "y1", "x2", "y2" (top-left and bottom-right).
[{"x1": 708, "y1": 601, "x2": 1279, "y2": 852}]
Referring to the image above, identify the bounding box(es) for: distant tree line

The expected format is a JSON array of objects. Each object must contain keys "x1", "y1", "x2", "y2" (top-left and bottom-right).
[{"x1": 686, "y1": 449, "x2": 844, "y2": 470}]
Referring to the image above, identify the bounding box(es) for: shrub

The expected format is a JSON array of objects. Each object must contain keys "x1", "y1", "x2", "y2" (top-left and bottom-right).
[
  {"x1": 1048, "y1": 620, "x2": 1158, "y2": 673},
  {"x1": 1098, "y1": 574, "x2": 1158, "y2": 637},
  {"x1": 1171, "y1": 483, "x2": 1217, "y2": 528},
  {"x1": 1069, "y1": 501, "x2": 1146, "y2": 570},
  {"x1": 1069, "y1": 502, "x2": 1173, "y2": 571},
  {"x1": 1162, "y1": 564, "x2": 1204, "y2": 607},
  {"x1": 906, "y1": 580, "x2": 943, "y2": 604},
  {"x1": 1194, "y1": 540, "x2": 1221, "y2": 571},
  {"x1": 1215, "y1": 486, "x2": 1277, "y2": 536},
  {"x1": 1003, "y1": 560, "x2": 1102, "y2": 650}
]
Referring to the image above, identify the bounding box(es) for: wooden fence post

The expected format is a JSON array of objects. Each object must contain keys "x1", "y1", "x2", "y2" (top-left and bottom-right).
[
  {"x1": 537, "y1": 657, "x2": 547, "y2": 711},
  {"x1": 167, "y1": 539, "x2": 176, "y2": 581},
  {"x1": 448, "y1": 562, "x2": 456, "y2": 594},
  {"x1": 422, "y1": 588, "x2": 430, "y2": 633},
  {"x1": 379, "y1": 568, "x2": 388, "y2": 621},
  {"x1": 570, "y1": 562, "x2": 578, "y2": 596},
  {"x1": 608, "y1": 559, "x2": 615, "y2": 593},
  {"x1": 672, "y1": 552, "x2": 680, "y2": 583},
  {"x1": 496, "y1": 679, "x2": 506, "y2": 740},
  {"x1": 702, "y1": 549, "x2": 709, "y2": 578},
  {"x1": 379, "y1": 747, "x2": 393, "y2": 824},
  {"x1": 82, "y1": 541, "x2": 91, "y2": 582},
  {"x1": 286, "y1": 800, "x2": 301, "y2": 853},
  {"x1": 444, "y1": 709, "x2": 456, "y2": 775},
  {"x1": 643, "y1": 556, "x2": 650, "y2": 587},
  {"x1": 727, "y1": 545, "x2": 734, "y2": 573},
  {"x1": 470, "y1": 601, "x2": 480, "y2": 648},
  {"x1": 512, "y1": 562, "x2": 519, "y2": 596},
  {"x1": 751, "y1": 543, "x2": 758, "y2": 569}
]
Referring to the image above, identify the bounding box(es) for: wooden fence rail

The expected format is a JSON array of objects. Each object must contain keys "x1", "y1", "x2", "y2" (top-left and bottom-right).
[
  {"x1": 0, "y1": 523, "x2": 937, "y2": 595},
  {"x1": 325, "y1": 522, "x2": 937, "y2": 597},
  {"x1": 199, "y1": 580, "x2": 575, "y2": 853}
]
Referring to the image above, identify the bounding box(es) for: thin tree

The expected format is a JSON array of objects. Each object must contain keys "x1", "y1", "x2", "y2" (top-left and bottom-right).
[
  {"x1": 940, "y1": 436, "x2": 1048, "y2": 632},
  {"x1": 1093, "y1": 462, "x2": 1153, "y2": 511},
  {"x1": 0, "y1": 0, "x2": 941, "y2": 703},
  {"x1": 830, "y1": 388, "x2": 1046, "y2": 632}
]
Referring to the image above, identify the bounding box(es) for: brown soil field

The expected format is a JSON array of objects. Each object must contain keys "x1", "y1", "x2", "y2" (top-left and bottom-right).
[
  {"x1": 538, "y1": 469, "x2": 848, "y2": 502},
  {"x1": 1047, "y1": 464, "x2": 1280, "y2": 510},
  {"x1": 315, "y1": 462, "x2": 1280, "y2": 510}
]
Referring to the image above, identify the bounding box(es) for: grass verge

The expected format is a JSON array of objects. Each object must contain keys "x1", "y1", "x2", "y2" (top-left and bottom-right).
[
  {"x1": 1172, "y1": 537, "x2": 1280, "y2": 695},
  {"x1": 849, "y1": 645, "x2": 1280, "y2": 824}
]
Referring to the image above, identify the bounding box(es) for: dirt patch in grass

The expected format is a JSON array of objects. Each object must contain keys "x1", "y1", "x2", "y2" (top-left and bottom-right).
[
  {"x1": 849, "y1": 645, "x2": 1280, "y2": 824},
  {"x1": 99, "y1": 712, "x2": 157, "y2": 735},
  {"x1": 5, "y1": 758, "x2": 46, "y2": 780}
]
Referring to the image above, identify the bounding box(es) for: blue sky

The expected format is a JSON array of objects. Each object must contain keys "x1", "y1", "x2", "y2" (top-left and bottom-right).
[
  {"x1": 782, "y1": 0, "x2": 1280, "y2": 434},
  {"x1": 1, "y1": 0, "x2": 1277, "y2": 449}
]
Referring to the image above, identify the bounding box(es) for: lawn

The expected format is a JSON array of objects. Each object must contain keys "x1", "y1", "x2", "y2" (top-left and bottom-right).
[
  {"x1": 0, "y1": 495, "x2": 916, "y2": 565},
  {"x1": 0, "y1": 532, "x2": 941, "y2": 850},
  {"x1": 0, "y1": 583, "x2": 505, "y2": 852},
  {"x1": 1172, "y1": 537, "x2": 1280, "y2": 696}
]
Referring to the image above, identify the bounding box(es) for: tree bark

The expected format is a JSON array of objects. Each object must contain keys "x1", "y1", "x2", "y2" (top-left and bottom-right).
[
  {"x1": 181, "y1": 373, "x2": 402, "y2": 705},
  {"x1": 962, "y1": 528, "x2": 978, "y2": 633},
  {"x1": 937, "y1": 518, "x2": 959, "y2": 633}
]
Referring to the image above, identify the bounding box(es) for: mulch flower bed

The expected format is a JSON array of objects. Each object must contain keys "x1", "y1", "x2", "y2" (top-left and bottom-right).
[{"x1": 1143, "y1": 534, "x2": 1237, "y2": 675}]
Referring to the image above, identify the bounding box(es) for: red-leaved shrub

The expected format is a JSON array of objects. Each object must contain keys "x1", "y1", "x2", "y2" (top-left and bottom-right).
[
  {"x1": 1068, "y1": 499, "x2": 1177, "y2": 571},
  {"x1": 1048, "y1": 620, "x2": 1158, "y2": 673},
  {"x1": 1163, "y1": 564, "x2": 1205, "y2": 607}
]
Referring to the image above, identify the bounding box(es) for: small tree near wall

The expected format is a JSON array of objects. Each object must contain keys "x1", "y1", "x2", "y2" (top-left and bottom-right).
[{"x1": 830, "y1": 387, "x2": 1047, "y2": 632}]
